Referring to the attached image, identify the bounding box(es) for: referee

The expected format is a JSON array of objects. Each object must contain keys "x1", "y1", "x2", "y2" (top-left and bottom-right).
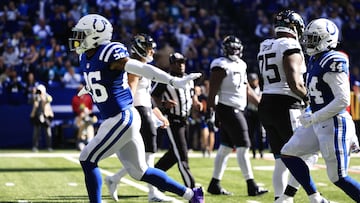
[{"x1": 152, "y1": 52, "x2": 201, "y2": 188}]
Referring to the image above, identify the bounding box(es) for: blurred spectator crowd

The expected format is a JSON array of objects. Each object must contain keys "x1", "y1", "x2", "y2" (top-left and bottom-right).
[{"x1": 1, "y1": 0, "x2": 360, "y2": 106}]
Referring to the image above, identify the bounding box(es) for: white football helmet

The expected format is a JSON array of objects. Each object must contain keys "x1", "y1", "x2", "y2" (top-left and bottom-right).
[
  {"x1": 302, "y1": 18, "x2": 339, "y2": 56},
  {"x1": 69, "y1": 14, "x2": 113, "y2": 54}
]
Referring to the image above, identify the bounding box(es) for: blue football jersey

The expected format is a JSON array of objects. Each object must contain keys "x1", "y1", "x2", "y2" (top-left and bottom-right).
[
  {"x1": 306, "y1": 50, "x2": 349, "y2": 112},
  {"x1": 79, "y1": 42, "x2": 132, "y2": 119}
]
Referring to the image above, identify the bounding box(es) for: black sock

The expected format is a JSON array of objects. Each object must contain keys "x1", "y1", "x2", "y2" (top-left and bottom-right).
[
  {"x1": 246, "y1": 179, "x2": 256, "y2": 188},
  {"x1": 284, "y1": 185, "x2": 298, "y2": 197},
  {"x1": 210, "y1": 178, "x2": 220, "y2": 186}
]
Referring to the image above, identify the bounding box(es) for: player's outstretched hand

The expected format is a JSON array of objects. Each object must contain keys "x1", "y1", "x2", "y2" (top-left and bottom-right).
[{"x1": 171, "y1": 73, "x2": 202, "y2": 89}]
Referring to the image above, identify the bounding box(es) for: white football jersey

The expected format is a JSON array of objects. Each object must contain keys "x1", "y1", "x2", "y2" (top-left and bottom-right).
[
  {"x1": 211, "y1": 57, "x2": 248, "y2": 110},
  {"x1": 133, "y1": 76, "x2": 152, "y2": 107},
  {"x1": 258, "y1": 37, "x2": 306, "y2": 101}
]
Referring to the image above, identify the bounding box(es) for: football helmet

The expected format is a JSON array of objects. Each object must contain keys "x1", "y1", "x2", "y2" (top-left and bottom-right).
[
  {"x1": 302, "y1": 18, "x2": 339, "y2": 56},
  {"x1": 69, "y1": 14, "x2": 113, "y2": 54},
  {"x1": 222, "y1": 35, "x2": 243, "y2": 61},
  {"x1": 274, "y1": 10, "x2": 305, "y2": 39},
  {"x1": 131, "y1": 33, "x2": 156, "y2": 63}
]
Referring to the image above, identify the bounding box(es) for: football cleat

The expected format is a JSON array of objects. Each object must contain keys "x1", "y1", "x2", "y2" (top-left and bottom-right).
[
  {"x1": 309, "y1": 192, "x2": 330, "y2": 203},
  {"x1": 190, "y1": 187, "x2": 205, "y2": 203},
  {"x1": 105, "y1": 176, "x2": 119, "y2": 201},
  {"x1": 275, "y1": 194, "x2": 294, "y2": 203},
  {"x1": 248, "y1": 186, "x2": 268, "y2": 196}
]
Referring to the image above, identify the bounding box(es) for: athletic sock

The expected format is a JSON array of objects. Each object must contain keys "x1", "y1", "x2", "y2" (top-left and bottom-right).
[
  {"x1": 141, "y1": 167, "x2": 187, "y2": 197},
  {"x1": 281, "y1": 155, "x2": 317, "y2": 195},
  {"x1": 80, "y1": 161, "x2": 102, "y2": 203},
  {"x1": 212, "y1": 145, "x2": 232, "y2": 179},
  {"x1": 284, "y1": 185, "x2": 298, "y2": 197},
  {"x1": 236, "y1": 147, "x2": 254, "y2": 180},
  {"x1": 273, "y1": 158, "x2": 289, "y2": 198},
  {"x1": 334, "y1": 176, "x2": 360, "y2": 202}
]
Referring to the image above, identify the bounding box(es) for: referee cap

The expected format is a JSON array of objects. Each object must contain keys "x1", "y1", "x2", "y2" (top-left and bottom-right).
[{"x1": 169, "y1": 52, "x2": 186, "y2": 64}]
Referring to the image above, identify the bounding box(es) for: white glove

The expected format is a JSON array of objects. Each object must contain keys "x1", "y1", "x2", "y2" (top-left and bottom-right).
[
  {"x1": 298, "y1": 112, "x2": 317, "y2": 128},
  {"x1": 170, "y1": 73, "x2": 202, "y2": 89}
]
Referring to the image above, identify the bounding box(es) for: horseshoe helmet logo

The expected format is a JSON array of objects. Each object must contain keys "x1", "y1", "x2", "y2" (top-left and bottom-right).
[
  {"x1": 93, "y1": 19, "x2": 106, "y2": 33},
  {"x1": 326, "y1": 21, "x2": 337, "y2": 35}
]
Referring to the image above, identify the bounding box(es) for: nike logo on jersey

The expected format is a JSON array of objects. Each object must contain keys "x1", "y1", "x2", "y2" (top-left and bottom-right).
[{"x1": 262, "y1": 43, "x2": 273, "y2": 51}]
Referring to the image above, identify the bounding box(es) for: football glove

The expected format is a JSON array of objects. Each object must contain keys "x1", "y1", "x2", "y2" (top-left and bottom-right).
[
  {"x1": 298, "y1": 112, "x2": 318, "y2": 128},
  {"x1": 170, "y1": 73, "x2": 202, "y2": 89}
]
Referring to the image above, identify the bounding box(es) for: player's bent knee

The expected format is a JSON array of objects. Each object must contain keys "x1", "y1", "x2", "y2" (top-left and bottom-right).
[{"x1": 127, "y1": 166, "x2": 148, "y2": 180}]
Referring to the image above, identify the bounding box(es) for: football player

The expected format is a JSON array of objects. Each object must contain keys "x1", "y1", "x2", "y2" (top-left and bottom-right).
[
  {"x1": 281, "y1": 18, "x2": 360, "y2": 202},
  {"x1": 69, "y1": 14, "x2": 204, "y2": 203},
  {"x1": 206, "y1": 35, "x2": 268, "y2": 196},
  {"x1": 257, "y1": 10, "x2": 318, "y2": 202},
  {"x1": 104, "y1": 33, "x2": 173, "y2": 202}
]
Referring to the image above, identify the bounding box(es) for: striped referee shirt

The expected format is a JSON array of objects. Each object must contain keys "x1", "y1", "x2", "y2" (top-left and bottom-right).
[{"x1": 151, "y1": 78, "x2": 194, "y2": 118}]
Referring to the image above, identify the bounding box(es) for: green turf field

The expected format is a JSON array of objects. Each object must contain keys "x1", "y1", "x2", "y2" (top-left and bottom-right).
[{"x1": 0, "y1": 149, "x2": 359, "y2": 203}]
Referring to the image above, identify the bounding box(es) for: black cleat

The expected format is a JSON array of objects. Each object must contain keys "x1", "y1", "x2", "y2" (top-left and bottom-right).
[
  {"x1": 248, "y1": 186, "x2": 268, "y2": 196},
  {"x1": 207, "y1": 186, "x2": 233, "y2": 195}
]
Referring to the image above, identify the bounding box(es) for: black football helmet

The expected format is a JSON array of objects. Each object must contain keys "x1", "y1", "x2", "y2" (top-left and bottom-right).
[
  {"x1": 274, "y1": 10, "x2": 305, "y2": 39},
  {"x1": 222, "y1": 35, "x2": 243, "y2": 61},
  {"x1": 131, "y1": 33, "x2": 156, "y2": 62}
]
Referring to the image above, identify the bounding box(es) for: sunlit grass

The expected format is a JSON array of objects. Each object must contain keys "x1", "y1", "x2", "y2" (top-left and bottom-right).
[{"x1": 0, "y1": 149, "x2": 359, "y2": 202}]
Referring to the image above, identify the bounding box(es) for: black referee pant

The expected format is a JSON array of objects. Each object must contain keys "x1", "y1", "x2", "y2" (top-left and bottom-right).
[{"x1": 155, "y1": 116, "x2": 195, "y2": 188}]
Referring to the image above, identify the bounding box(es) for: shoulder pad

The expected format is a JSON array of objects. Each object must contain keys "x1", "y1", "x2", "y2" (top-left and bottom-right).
[
  {"x1": 319, "y1": 51, "x2": 349, "y2": 73},
  {"x1": 99, "y1": 42, "x2": 129, "y2": 63},
  {"x1": 277, "y1": 38, "x2": 301, "y2": 52},
  {"x1": 210, "y1": 57, "x2": 228, "y2": 70}
]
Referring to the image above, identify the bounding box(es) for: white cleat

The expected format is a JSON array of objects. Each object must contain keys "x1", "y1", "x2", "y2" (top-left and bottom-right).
[
  {"x1": 105, "y1": 176, "x2": 119, "y2": 202},
  {"x1": 275, "y1": 194, "x2": 294, "y2": 203},
  {"x1": 148, "y1": 191, "x2": 174, "y2": 202},
  {"x1": 309, "y1": 192, "x2": 330, "y2": 203}
]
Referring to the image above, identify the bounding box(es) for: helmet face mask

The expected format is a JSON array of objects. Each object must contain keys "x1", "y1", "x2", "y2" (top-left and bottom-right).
[
  {"x1": 274, "y1": 10, "x2": 305, "y2": 39},
  {"x1": 69, "y1": 14, "x2": 113, "y2": 54},
  {"x1": 302, "y1": 18, "x2": 339, "y2": 56},
  {"x1": 222, "y1": 35, "x2": 243, "y2": 61},
  {"x1": 131, "y1": 34, "x2": 156, "y2": 63}
]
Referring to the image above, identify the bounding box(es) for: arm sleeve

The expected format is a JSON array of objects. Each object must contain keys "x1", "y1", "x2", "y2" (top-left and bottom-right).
[
  {"x1": 313, "y1": 72, "x2": 350, "y2": 122},
  {"x1": 124, "y1": 59, "x2": 174, "y2": 85}
]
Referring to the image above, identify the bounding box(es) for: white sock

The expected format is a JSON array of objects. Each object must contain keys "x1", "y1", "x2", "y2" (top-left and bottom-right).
[
  {"x1": 273, "y1": 158, "x2": 289, "y2": 197},
  {"x1": 145, "y1": 152, "x2": 158, "y2": 195},
  {"x1": 182, "y1": 188, "x2": 194, "y2": 200},
  {"x1": 146, "y1": 152, "x2": 155, "y2": 167},
  {"x1": 112, "y1": 168, "x2": 127, "y2": 183},
  {"x1": 236, "y1": 147, "x2": 254, "y2": 180},
  {"x1": 212, "y1": 145, "x2": 232, "y2": 180}
]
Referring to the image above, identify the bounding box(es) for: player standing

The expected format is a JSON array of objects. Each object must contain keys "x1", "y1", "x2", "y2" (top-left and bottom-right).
[
  {"x1": 257, "y1": 10, "x2": 318, "y2": 202},
  {"x1": 206, "y1": 35, "x2": 268, "y2": 196}
]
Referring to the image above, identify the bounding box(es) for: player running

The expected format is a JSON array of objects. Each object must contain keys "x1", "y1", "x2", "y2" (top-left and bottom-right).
[
  {"x1": 281, "y1": 18, "x2": 360, "y2": 203},
  {"x1": 69, "y1": 14, "x2": 204, "y2": 203}
]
